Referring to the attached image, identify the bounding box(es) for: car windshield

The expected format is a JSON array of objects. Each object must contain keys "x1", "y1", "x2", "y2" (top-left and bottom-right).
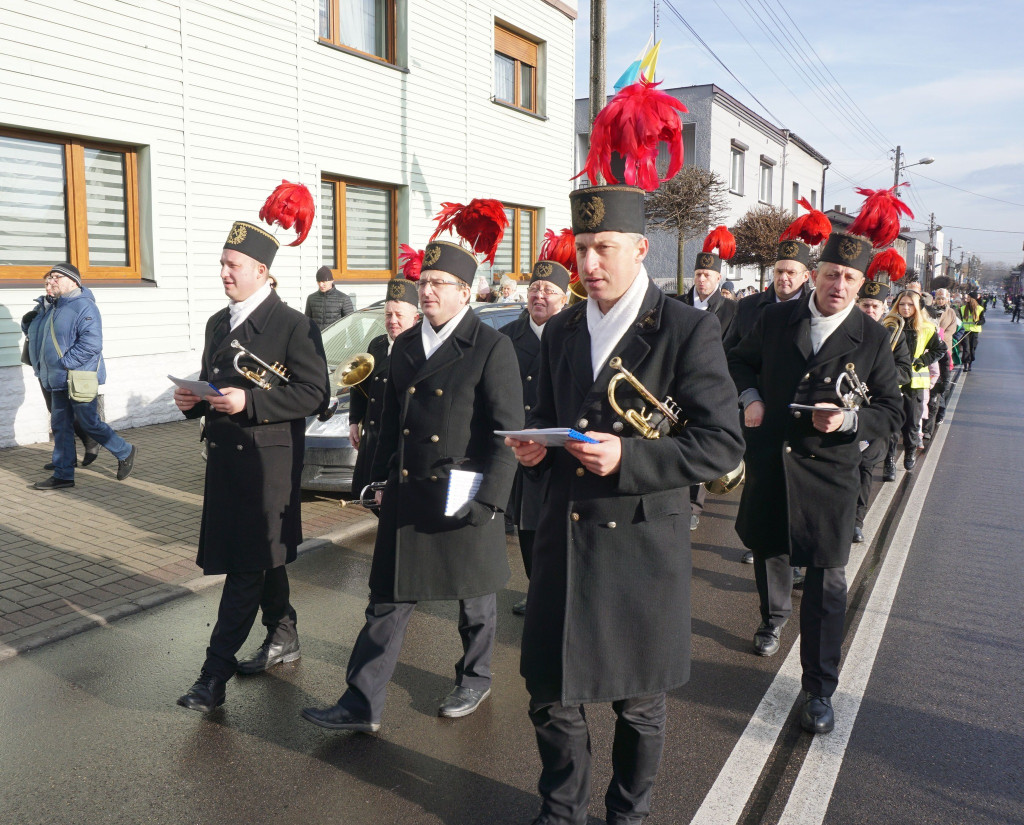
[{"x1": 320, "y1": 309, "x2": 386, "y2": 371}]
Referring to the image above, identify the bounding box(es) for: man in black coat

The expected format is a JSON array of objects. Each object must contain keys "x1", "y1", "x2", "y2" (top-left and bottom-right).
[
  {"x1": 728, "y1": 225, "x2": 903, "y2": 735},
  {"x1": 499, "y1": 256, "x2": 570, "y2": 615},
  {"x1": 349, "y1": 279, "x2": 420, "y2": 496},
  {"x1": 304, "y1": 265, "x2": 354, "y2": 330},
  {"x1": 173, "y1": 219, "x2": 330, "y2": 713},
  {"x1": 302, "y1": 239, "x2": 523, "y2": 732},
  {"x1": 508, "y1": 186, "x2": 744, "y2": 825}
]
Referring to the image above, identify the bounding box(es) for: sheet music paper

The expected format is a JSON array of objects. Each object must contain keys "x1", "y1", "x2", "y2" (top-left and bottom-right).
[
  {"x1": 169, "y1": 375, "x2": 223, "y2": 397},
  {"x1": 445, "y1": 469, "x2": 484, "y2": 517},
  {"x1": 495, "y1": 428, "x2": 599, "y2": 446}
]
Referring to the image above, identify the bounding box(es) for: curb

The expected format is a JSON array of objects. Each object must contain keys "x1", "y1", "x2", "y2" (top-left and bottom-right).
[{"x1": 0, "y1": 517, "x2": 377, "y2": 664}]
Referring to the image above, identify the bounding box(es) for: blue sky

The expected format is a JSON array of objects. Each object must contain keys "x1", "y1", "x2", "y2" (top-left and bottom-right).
[{"x1": 574, "y1": 0, "x2": 1024, "y2": 265}]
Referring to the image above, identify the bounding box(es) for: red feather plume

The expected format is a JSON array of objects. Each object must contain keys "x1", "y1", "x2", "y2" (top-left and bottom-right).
[
  {"x1": 848, "y1": 185, "x2": 914, "y2": 248},
  {"x1": 539, "y1": 228, "x2": 577, "y2": 275},
  {"x1": 259, "y1": 180, "x2": 315, "y2": 246},
  {"x1": 866, "y1": 248, "x2": 907, "y2": 282},
  {"x1": 429, "y1": 198, "x2": 509, "y2": 265},
  {"x1": 577, "y1": 79, "x2": 687, "y2": 192},
  {"x1": 780, "y1": 197, "x2": 832, "y2": 245},
  {"x1": 398, "y1": 245, "x2": 423, "y2": 281},
  {"x1": 702, "y1": 225, "x2": 736, "y2": 260}
]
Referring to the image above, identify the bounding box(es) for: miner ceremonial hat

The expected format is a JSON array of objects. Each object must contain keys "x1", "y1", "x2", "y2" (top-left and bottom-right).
[
  {"x1": 820, "y1": 185, "x2": 912, "y2": 275},
  {"x1": 858, "y1": 279, "x2": 891, "y2": 302},
  {"x1": 571, "y1": 78, "x2": 688, "y2": 235},
  {"x1": 777, "y1": 198, "x2": 831, "y2": 268},
  {"x1": 224, "y1": 221, "x2": 280, "y2": 268},
  {"x1": 225, "y1": 181, "x2": 316, "y2": 268},
  {"x1": 421, "y1": 240, "x2": 479, "y2": 285},
  {"x1": 426, "y1": 199, "x2": 509, "y2": 285},
  {"x1": 695, "y1": 226, "x2": 736, "y2": 274},
  {"x1": 529, "y1": 228, "x2": 576, "y2": 294},
  {"x1": 384, "y1": 278, "x2": 419, "y2": 308}
]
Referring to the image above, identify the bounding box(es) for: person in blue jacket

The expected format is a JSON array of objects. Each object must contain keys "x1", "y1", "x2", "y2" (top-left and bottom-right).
[{"x1": 27, "y1": 263, "x2": 136, "y2": 490}]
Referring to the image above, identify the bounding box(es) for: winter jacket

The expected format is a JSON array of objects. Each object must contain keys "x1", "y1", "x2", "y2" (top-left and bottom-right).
[
  {"x1": 304, "y1": 286, "x2": 353, "y2": 330},
  {"x1": 31, "y1": 287, "x2": 107, "y2": 392}
]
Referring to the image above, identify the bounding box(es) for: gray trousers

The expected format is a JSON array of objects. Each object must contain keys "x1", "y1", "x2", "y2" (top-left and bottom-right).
[{"x1": 339, "y1": 593, "x2": 496, "y2": 721}]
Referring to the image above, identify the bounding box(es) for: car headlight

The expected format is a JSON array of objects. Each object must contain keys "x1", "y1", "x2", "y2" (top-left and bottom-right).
[{"x1": 305, "y1": 411, "x2": 350, "y2": 437}]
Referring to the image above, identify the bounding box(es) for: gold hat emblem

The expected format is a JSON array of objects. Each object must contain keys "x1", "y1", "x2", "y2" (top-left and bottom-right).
[
  {"x1": 535, "y1": 262, "x2": 553, "y2": 279},
  {"x1": 838, "y1": 237, "x2": 861, "y2": 262},
  {"x1": 423, "y1": 244, "x2": 442, "y2": 267},
  {"x1": 572, "y1": 195, "x2": 606, "y2": 232},
  {"x1": 864, "y1": 281, "x2": 881, "y2": 297},
  {"x1": 388, "y1": 280, "x2": 405, "y2": 299},
  {"x1": 696, "y1": 253, "x2": 715, "y2": 270},
  {"x1": 779, "y1": 241, "x2": 800, "y2": 259},
  {"x1": 227, "y1": 223, "x2": 247, "y2": 244}
]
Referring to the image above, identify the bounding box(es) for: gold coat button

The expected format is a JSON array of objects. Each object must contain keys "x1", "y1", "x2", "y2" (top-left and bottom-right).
[
  {"x1": 236, "y1": 444, "x2": 243, "y2": 451},
  {"x1": 403, "y1": 428, "x2": 410, "y2": 435},
  {"x1": 408, "y1": 387, "x2": 416, "y2": 394},
  {"x1": 607, "y1": 521, "x2": 617, "y2": 529},
  {"x1": 434, "y1": 388, "x2": 443, "y2": 396},
  {"x1": 369, "y1": 420, "x2": 375, "y2": 426},
  {"x1": 212, "y1": 367, "x2": 220, "y2": 374},
  {"x1": 571, "y1": 512, "x2": 580, "y2": 521},
  {"x1": 209, "y1": 442, "x2": 216, "y2": 448},
  {"x1": 578, "y1": 418, "x2": 588, "y2": 428},
  {"x1": 612, "y1": 421, "x2": 624, "y2": 433},
  {"x1": 793, "y1": 411, "x2": 801, "y2": 418},
  {"x1": 785, "y1": 446, "x2": 792, "y2": 453},
  {"x1": 262, "y1": 419, "x2": 269, "y2": 424},
  {"x1": 525, "y1": 405, "x2": 531, "y2": 411},
  {"x1": 370, "y1": 397, "x2": 376, "y2": 403},
  {"x1": 526, "y1": 375, "x2": 532, "y2": 381},
  {"x1": 430, "y1": 475, "x2": 438, "y2": 482},
  {"x1": 576, "y1": 467, "x2": 585, "y2": 477},
  {"x1": 401, "y1": 469, "x2": 409, "y2": 477},
  {"x1": 824, "y1": 376, "x2": 832, "y2": 384},
  {"x1": 430, "y1": 435, "x2": 439, "y2": 443},
  {"x1": 804, "y1": 373, "x2": 811, "y2": 380}
]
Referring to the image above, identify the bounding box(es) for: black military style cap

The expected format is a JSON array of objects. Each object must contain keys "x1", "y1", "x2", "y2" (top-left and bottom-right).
[
  {"x1": 529, "y1": 260, "x2": 571, "y2": 293},
  {"x1": 224, "y1": 221, "x2": 280, "y2": 268},
  {"x1": 421, "y1": 240, "x2": 478, "y2": 285},
  {"x1": 568, "y1": 186, "x2": 646, "y2": 236},
  {"x1": 384, "y1": 278, "x2": 419, "y2": 308}
]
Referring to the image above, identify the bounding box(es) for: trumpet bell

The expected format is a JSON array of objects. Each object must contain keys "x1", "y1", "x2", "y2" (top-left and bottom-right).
[
  {"x1": 704, "y1": 461, "x2": 745, "y2": 495},
  {"x1": 335, "y1": 353, "x2": 375, "y2": 388},
  {"x1": 567, "y1": 279, "x2": 587, "y2": 305}
]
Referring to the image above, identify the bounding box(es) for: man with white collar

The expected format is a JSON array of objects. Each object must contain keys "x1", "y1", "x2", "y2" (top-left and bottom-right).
[
  {"x1": 303, "y1": 230, "x2": 523, "y2": 732},
  {"x1": 507, "y1": 183, "x2": 743, "y2": 824},
  {"x1": 174, "y1": 207, "x2": 330, "y2": 713},
  {"x1": 728, "y1": 186, "x2": 904, "y2": 734}
]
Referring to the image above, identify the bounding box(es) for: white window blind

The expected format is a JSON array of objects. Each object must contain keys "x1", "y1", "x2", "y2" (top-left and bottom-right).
[
  {"x1": 321, "y1": 180, "x2": 337, "y2": 268},
  {"x1": 0, "y1": 135, "x2": 68, "y2": 266},
  {"x1": 83, "y1": 148, "x2": 128, "y2": 267},
  {"x1": 345, "y1": 184, "x2": 390, "y2": 270}
]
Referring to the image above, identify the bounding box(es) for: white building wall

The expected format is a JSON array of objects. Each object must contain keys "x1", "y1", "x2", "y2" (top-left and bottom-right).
[{"x1": 0, "y1": 0, "x2": 576, "y2": 447}]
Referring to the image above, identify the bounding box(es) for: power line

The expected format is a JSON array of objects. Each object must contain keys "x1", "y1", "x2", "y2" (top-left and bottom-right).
[{"x1": 911, "y1": 171, "x2": 1024, "y2": 209}]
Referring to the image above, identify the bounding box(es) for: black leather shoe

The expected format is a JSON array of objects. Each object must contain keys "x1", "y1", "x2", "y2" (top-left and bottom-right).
[
  {"x1": 33, "y1": 476, "x2": 74, "y2": 490},
  {"x1": 438, "y1": 685, "x2": 491, "y2": 718},
  {"x1": 511, "y1": 597, "x2": 527, "y2": 616},
  {"x1": 116, "y1": 445, "x2": 137, "y2": 480},
  {"x1": 904, "y1": 453, "x2": 916, "y2": 471},
  {"x1": 300, "y1": 704, "x2": 380, "y2": 732},
  {"x1": 753, "y1": 622, "x2": 782, "y2": 657},
  {"x1": 853, "y1": 526, "x2": 865, "y2": 543},
  {"x1": 882, "y1": 457, "x2": 897, "y2": 482},
  {"x1": 44, "y1": 460, "x2": 77, "y2": 470},
  {"x1": 81, "y1": 448, "x2": 99, "y2": 467},
  {"x1": 236, "y1": 636, "x2": 300, "y2": 675},
  {"x1": 741, "y1": 550, "x2": 754, "y2": 564},
  {"x1": 177, "y1": 671, "x2": 226, "y2": 713},
  {"x1": 690, "y1": 514, "x2": 700, "y2": 531},
  {"x1": 800, "y1": 694, "x2": 835, "y2": 734}
]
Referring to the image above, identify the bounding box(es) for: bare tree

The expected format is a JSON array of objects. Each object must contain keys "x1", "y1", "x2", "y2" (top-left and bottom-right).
[
  {"x1": 645, "y1": 167, "x2": 729, "y2": 294},
  {"x1": 731, "y1": 204, "x2": 793, "y2": 290}
]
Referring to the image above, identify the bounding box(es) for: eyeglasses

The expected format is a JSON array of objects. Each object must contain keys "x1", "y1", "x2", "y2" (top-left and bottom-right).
[
  {"x1": 417, "y1": 278, "x2": 463, "y2": 291},
  {"x1": 43, "y1": 274, "x2": 65, "y2": 283},
  {"x1": 526, "y1": 285, "x2": 564, "y2": 297}
]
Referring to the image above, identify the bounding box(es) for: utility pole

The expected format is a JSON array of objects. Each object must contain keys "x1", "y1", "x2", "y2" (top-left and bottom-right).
[
  {"x1": 925, "y1": 212, "x2": 937, "y2": 290},
  {"x1": 959, "y1": 250, "x2": 966, "y2": 284},
  {"x1": 946, "y1": 237, "x2": 953, "y2": 279},
  {"x1": 893, "y1": 145, "x2": 902, "y2": 188},
  {"x1": 588, "y1": 0, "x2": 607, "y2": 185}
]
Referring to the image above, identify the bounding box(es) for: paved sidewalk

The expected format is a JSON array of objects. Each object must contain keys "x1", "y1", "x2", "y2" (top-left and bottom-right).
[{"x1": 0, "y1": 419, "x2": 375, "y2": 660}]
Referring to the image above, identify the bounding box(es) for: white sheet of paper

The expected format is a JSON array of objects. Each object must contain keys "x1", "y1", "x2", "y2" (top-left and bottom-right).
[
  {"x1": 445, "y1": 469, "x2": 484, "y2": 517},
  {"x1": 169, "y1": 375, "x2": 223, "y2": 397},
  {"x1": 495, "y1": 428, "x2": 598, "y2": 447}
]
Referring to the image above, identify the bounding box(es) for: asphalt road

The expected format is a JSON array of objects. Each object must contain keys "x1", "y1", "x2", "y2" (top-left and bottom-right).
[{"x1": 2, "y1": 312, "x2": 1022, "y2": 825}]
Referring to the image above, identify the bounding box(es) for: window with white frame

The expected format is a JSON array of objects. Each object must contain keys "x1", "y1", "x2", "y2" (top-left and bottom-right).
[
  {"x1": 792, "y1": 182, "x2": 800, "y2": 214},
  {"x1": 759, "y1": 156, "x2": 774, "y2": 204},
  {"x1": 810, "y1": 189, "x2": 818, "y2": 210},
  {"x1": 730, "y1": 148, "x2": 745, "y2": 194}
]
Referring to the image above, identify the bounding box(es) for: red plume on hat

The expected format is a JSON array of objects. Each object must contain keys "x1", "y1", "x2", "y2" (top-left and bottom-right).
[
  {"x1": 848, "y1": 185, "x2": 914, "y2": 248},
  {"x1": 703, "y1": 225, "x2": 736, "y2": 260},
  {"x1": 780, "y1": 197, "x2": 831, "y2": 245},
  {"x1": 259, "y1": 181, "x2": 315, "y2": 246},
  {"x1": 866, "y1": 248, "x2": 907, "y2": 282},
  {"x1": 540, "y1": 228, "x2": 577, "y2": 276},
  {"x1": 577, "y1": 79, "x2": 687, "y2": 192},
  {"x1": 398, "y1": 244, "x2": 423, "y2": 281},
  {"x1": 430, "y1": 198, "x2": 509, "y2": 265}
]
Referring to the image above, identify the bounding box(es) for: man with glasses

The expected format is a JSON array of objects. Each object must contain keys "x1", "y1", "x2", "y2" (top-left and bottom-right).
[
  {"x1": 500, "y1": 253, "x2": 571, "y2": 615},
  {"x1": 29, "y1": 263, "x2": 136, "y2": 490},
  {"x1": 303, "y1": 238, "x2": 523, "y2": 732}
]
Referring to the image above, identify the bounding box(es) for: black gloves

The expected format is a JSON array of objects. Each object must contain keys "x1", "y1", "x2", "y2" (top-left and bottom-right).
[{"x1": 452, "y1": 500, "x2": 496, "y2": 527}]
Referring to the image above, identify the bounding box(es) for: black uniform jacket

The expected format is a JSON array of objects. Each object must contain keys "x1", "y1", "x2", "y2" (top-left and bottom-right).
[
  {"x1": 521, "y1": 282, "x2": 745, "y2": 704},
  {"x1": 723, "y1": 282, "x2": 812, "y2": 354},
  {"x1": 728, "y1": 294, "x2": 902, "y2": 568},
  {"x1": 184, "y1": 290, "x2": 330, "y2": 574},
  {"x1": 499, "y1": 313, "x2": 549, "y2": 531},
  {"x1": 679, "y1": 286, "x2": 738, "y2": 342},
  {"x1": 367, "y1": 309, "x2": 524, "y2": 602},
  {"x1": 350, "y1": 333, "x2": 390, "y2": 495}
]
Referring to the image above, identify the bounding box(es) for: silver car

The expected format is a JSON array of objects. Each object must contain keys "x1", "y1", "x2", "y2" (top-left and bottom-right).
[{"x1": 301, "y1": 302, "x2": 527, "y2": 492}]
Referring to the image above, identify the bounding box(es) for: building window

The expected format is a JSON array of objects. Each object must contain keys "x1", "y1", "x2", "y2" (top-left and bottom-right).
[
  {"x1": 319, "y1": 0, "x2": 396, "y2": 64},
  {"x1": 494, "y1": 25, "x2": 538, "y2": 113},
  {"x1": 730, "y1": 148, "x2": 745, "y2": 194},
  {"x1": 810, "y1": 189, "x2": 818, "y2": 210},
  {"x1": 0, "y1": 129, "x2": 140, "y2": 281},
  {"x1": 478, "y1": 205, "x2": 537, "y2": 283},
  {"x1": 759, "y1": 161, "x2": 773, "y2": 204},
  {"x1": 321, "y1": 176, "x2": 396, "y2": 280},
  {"x1": 792, "y1": 182, "x2": 800, "y2": 214}
]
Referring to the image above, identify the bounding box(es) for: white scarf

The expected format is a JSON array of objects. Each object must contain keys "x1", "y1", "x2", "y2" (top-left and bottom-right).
[
  {"x1": 587, "y1": 265, "x2": 650, "y2": 380},
  {"x1": 229, "y1": 281, "x2": 272, "y2": 330},
  {"x1": 808, "y1": 292, "x2": 856, "y2": 355},
  {"x1": 693, "y1": 288, "x2": 715, "y2": 311},
  {"x1": 529, "y1": 317, "x2": 545, "y2": 340},
  {"x1": 421, "y1": 304, "x2": 470, "y2": 360}
]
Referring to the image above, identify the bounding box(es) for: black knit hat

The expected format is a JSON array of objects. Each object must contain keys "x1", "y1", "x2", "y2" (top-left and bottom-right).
[
  {"x1": 422, "y1": 240, "x2": 478, "y2": 285},
  {"x1": 224, "y1": 221, "x2": 280, "y2": 268},
  {"x1": 315, "y1": 266, "x2": 334, "y2": 282},
  {"x1": 384, "y1": 278, "x2": 419, "y2": 308},
  {"x1": 568, "y1": 186, "x2": 646, "y2": 235},
  {"x1": 46, "y1": 262, "x2": 82, "y2": 287}
]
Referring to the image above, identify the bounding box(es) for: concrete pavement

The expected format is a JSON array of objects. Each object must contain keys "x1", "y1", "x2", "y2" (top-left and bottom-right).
[{"x1": 0, "y1": 418, "x2": 375, "y2": 660}]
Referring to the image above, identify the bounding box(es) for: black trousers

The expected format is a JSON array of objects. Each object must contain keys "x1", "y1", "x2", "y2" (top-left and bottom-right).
[
  {"x1": 339, "y1": 593, "x2": 496, "y2": 722},
  {"x1": 519, "y1": 529, "x2": 535, "y2": 579},
  {"x1": 529, "y1": 693, "x2": 667, "y2": 825},
  {"x1": 753, "y1": 553, "x2": 793, "y2": 628},
  {"x1": 203, "y1": 566, "x2": 296, "y2": 681},
  {"x1": 887, "y1": 389, "x2": 923, "y2": 458},
  {"x1": 961, "y1": 331, "x2": 979, "y2": 365},
  {"x1": 689, "y1": 484, "x2": 706, "y2": 516},
  {"x1": 856, "y1": 439, "x2": 888, "y2": 527}
]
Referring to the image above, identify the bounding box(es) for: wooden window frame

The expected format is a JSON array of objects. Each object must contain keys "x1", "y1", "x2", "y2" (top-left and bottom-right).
[
  {"x1": 505, "y1": 205, "x2": 538, "y2": 280},
  {"x1": 1, "y1": 127, "x2": 141, "y2": 282},
  {"x1": 318, "y1": 0, "x2": 397, "y2": 66},
  {"x1": 494, "y1": 25, "x2": 539, "y2": 114},
  {"x1": 322, "y1": 174, "x2": 397, "y2": 282}
]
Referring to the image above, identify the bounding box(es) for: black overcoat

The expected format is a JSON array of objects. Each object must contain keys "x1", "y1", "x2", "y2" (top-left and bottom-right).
[
  {"x1": 350, "y1": 333, "x2": 391, "y2": 495},
  {"x1": 521, "y1": 282, "x2": 745, "y2": 704},
  {"x1": 722, "y1": 282, "x2": 812, "y2": 353},
  {"x1": 367, "y1": 309, "x2": 524, "y2": 602},
  {"x1": 184, "y1": 291, "x2": 330, "y2": 574},
  {"x1": 499, "y1": 314, "x2": 549, "y2": 531},
  {"x1": 679, "y1": 286, "x2": 738, "y2": 341},
  {"x1": 728, "y1": 294, "x2": 902, "y2": 568}
]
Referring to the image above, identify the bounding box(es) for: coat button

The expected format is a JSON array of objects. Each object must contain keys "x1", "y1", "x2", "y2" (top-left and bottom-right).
[
  {"x1": 525, "y1": 405, "x2": 531, "y2": 411},
  {"x1": 576, "y1": 467, "x2": 585, "y2": 477},
  {"x1": 403, "y1": 428, "x2": 410, "y2": 435},
  {"x1": 369, "y1": 420, "x2": 375, "y2": 426},
  {"x1": 578, "y1": 418, "x2": 588, "y2": 428},
  {"x1": 612, "y1": 421, "x2": 624, "y2": 432},
  {"x1": 571, "y1": 512, "x2": 580, "y2": 521},
  {"x1": 209, "y1": 442, "x2": 216, "y2": 448},
  {"x1": 369, "y1": 397, "x2": 376, "y2": 403},
  {"x1": 430, "y1": 475, "x2": 438, "y2": 482},
  {"x1": 212, "y1": 367, "x2": 220, "y2": 374},
  {"x1": 607, "y1": 521, "x2": 617, "y2": 529},
  {"x1": 236, "y1": 444, "x2": 243, "y2": 451},
  {"x1": 401, "y1": 469, "x2": 409, "y2": 477},
  {"x1": 262, "y1": 419, "x2": 269, "y2": 424},
  {"x1": 408, "y1": 387, "x2": 416, "y2": 394},
  {"x1": 824, "y1": 376, "x2": 832, "y2": 383},
  {"x1": 430, "y1": 435, "x2": 439, "y2": 443},
  {"x1": 526, "y1": 375, "x2": 532, "y2": 381},
  {"x1": 804, "y1": 373, "x2": 811, "y2": 380},
  {"x1": 793, "y1": 410, "x2": 801, "y2": 418},
  {"x1": 434, "y1": 388, "x2": 443, "y2": 396},
  {"x1": 785, "y1": 446, "x2": 792, "y2": 453}
]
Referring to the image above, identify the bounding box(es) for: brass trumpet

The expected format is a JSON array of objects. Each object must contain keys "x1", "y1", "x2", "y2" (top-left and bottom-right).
[
  {"x1": 567, "y1": 279, "x2": 587, "y2": 305},
  {"x1": 836, "y1": 363, "x2": 871, "y2": 410},
  {"x1": 334, "y1": 353, "x2": 375, "y2": 396},
  {"x1": 230, "y1": 339, "x2": 290, "y2": 390},
  {"x1": 881, "y1": 314, "x2": 904, "y2": 351}
]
